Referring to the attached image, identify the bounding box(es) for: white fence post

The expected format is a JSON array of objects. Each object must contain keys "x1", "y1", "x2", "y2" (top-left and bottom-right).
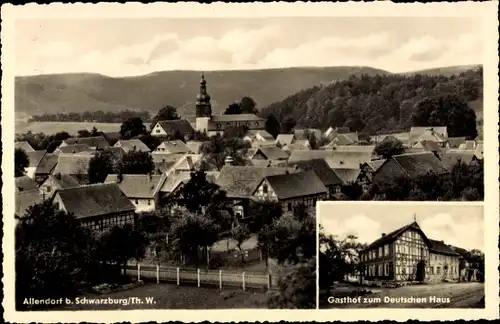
[
  {"x1": 197, "y1": 269, "x2": 201, "y2": 287},
  {"x1": 242, "y1": 272, "x2": 246, "y2": 291},
  {"x1": 219, "y1": 270, "x2": 222, "y2": 290},
  {"x1": 156, "y1": 265, "x2": 160, "y2": 284},
  {"x1": 176, "y1": 267, "x2": 180, "y2": 286},
  {"x1": 137, "y1": 263, "x2": 141, "y2": 281}
]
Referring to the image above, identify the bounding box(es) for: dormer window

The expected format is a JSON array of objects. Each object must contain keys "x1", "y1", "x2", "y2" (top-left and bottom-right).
[{"x1": 263, "y1": 184, "x2": 268, "y2": 194}]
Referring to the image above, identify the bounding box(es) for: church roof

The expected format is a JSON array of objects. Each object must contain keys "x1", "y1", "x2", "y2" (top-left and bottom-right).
[{"x1": 210, "y1": 114, "x2": 265, "y2": 122}]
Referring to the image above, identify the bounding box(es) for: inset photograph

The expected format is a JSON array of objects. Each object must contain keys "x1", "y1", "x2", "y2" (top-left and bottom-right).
[{"x1": 318, "y1": 202, "x2": 485, "y2": 309}]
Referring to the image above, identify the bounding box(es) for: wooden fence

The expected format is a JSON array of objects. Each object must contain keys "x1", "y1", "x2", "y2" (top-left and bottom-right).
[{"x1": 126, "y1": 264, "x2": 275, "y2": 291}]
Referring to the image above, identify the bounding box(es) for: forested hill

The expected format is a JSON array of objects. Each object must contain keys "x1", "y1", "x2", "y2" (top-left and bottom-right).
[
  {"x1": 260, "y1": 66, "x2": 483, "y2": 135},
  {"x1": 15, "y1": 66, "x2": 389, "y2": 118}
]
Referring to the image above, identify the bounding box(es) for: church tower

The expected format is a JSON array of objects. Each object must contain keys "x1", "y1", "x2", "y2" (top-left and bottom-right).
[{"x1": 195, "y1": 72, "x2": 212, "y2": 118}]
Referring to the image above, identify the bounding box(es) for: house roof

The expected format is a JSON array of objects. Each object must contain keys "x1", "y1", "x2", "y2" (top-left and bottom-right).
[
  {"x1": 449, "y1": 245, "x2": 470, "y2": 258},
  {"x1": 288, "y1": 150, "x2": 371, "y2": 169},
  {"x1": 154, "y1": 119, "x2": 195, "y2": 136},
  {"x1": 102, "y1": 146, "x2": 126, "y2": 159},
  {"x1": 294, "y1": 129, "x2": 322, "y2": 141},
  {"x1": 389, "y1": 152, "x2": 449, "y2": 178},
  {"x1": 372, "y1": 132, "x2": 410, "y2": 145},
  {"x1": 263, "y1": 171, "x2": 328, "y2": 200},
  {"x1": 35, "y1": 153, "x2": 60, "y2": 175},
  {"x1": 216, "y1": 165, "x2": 299, "y2": 198},
  {"x1": 250, "y1": 159, "x2": 288, "y2": 168},
  {"x1": 458, "y1": 140, "x2": 476, "y2": 150},
  {"x1": 151, "y1": 152, "x2": 186, "y2": 164},
  {"x1": 167, "y1": 154, "x2": 203, "y2": 173},
  {"x1": 428, "y1": 239, "x2": 461, "y2": 256},
  {"x1": 322, "y1": 145, "x2": 375, "y2": 154},
  {"x1": 105, "y1": 174, "x2": 165, "y2": 198},
  {"x1": 364, "y1": 159, "x2": 387, "y2": 172},
  {"x1": 159, "y1": 171, "x2": 220, "y2": 193},
  {"x1": 53, "y1": 153, "x2": 94, "y2": 175},
  {"x1": 254, "y1": 146, "x2": 289, "y2": 160},
  {"x1": 44, "y1": 174, "x2": 80, "y2": 190},
  {"x1": 15, "y1": 176, "x2": 39, "y2": 191},
  {"x1": 254, "y1": 140, "x2": 279, "y2": 148},
  {"x1": 155, "y1": 140, "x2": 192, "y2": 154},
  {"x1": 100, "y1": 131, "x2": 121, "y2": 144},
  {"x1": 287, "y1": 159, "x2": 343, "y2": 187},
  {"x1": 332, "y1": 168, "x2": 362, "y2": 184},
  {"x1": 412, "y1": 140, "x2": 443, "y2": 152},
  {"x1": 447, "y1": 137, "x2": 467, "y2": 148},
  {"x1": 15, "y1": 189, "x2": 45, "y2": 217},
  {"x1": 438, "y1": 150, "x2": 476, "y2": 169},
  {"x1": 325, "y1": 133, "x2": 359, "y2": 146},
  {"x1": 53, "y1": 183, "x2": 136, "y2": 219},
  {"x1": 282, "y1": 142, "x2": 310, "y2": 152},
  {"x1": 115, "y1": 139, "x2": 150, "y2": 153},
  {"x1": 416, "y1": 129, "x2": 447, "y2": 143},
  {"x1": 15, "y1": 141, "x2": 35, "y2": 153},
  {"x1": 185, "y1": 141, "x2": 204, "y2": 154},
  {"x1": 474, "y1": 143, "x2": 484, "y2": 159},
  {"x1": 276, "y1": 134, "x2": 295, "y2": 146},
  {"x1": 410, "y1": 126, "x2": 448, "y2": 144},
  {"x1": 364, "y1": 222, "x2": 430, "y2": 250},
  {"x1": 63, "y1": 136, "x2": 110, "y2": 149},
  {"x1": 210, "y1": 114, "x2": 265, "y2": 122},
  {"x1": 26, "y1": 150, "x2": 47, "y2": 168},
  {"x1": 56, "y1": 144, "x2": 94, "y2": 154},
  {"x1": 153, "y1": 161, "x2": 178, "y2": 174},
  {"x1": 245, "y1": 130, "x2": 275, "y2": 141}
]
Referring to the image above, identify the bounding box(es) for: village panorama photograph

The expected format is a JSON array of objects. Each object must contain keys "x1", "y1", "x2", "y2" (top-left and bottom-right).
[
  {"x1": 12, "y1": 13, "x2": 483, "y2": 310},
  {"x1": 318, "y1": 202, "x2": 485, "y2": 309}
]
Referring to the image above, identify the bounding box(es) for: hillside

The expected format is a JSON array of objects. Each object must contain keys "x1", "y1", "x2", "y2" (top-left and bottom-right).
[{"x1": 15, "y1": 66, "x2": 389, "y2": 118}]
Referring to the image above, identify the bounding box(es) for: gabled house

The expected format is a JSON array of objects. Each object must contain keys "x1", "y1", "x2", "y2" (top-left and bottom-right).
[
  {"x1": 409, "y1": 126, "x2": 448, "y2": 147},
  {"x1": 412, "y1": 140, "x2": 443, "y2": 153},
  {"x1": 437, "y1": 150, "x2": 477, "y2": 169},
  {"x1": 51, "y1": 183, "x2": 136, "y2": 232},
  {"x1": 276, "y1": 134, "x2": 295, "y2": 147},
  {"x1": 282, "y1": 140, "x2": 311, "y2": 152},
  {"x1": 52, "y1": 152, "x2": 95, "y2": 184},
  {"x1": 60, "y1": 136, "x2": 110, "y2": 150},
  {"x1": 158, "y1": 170, "x2": 220, "y2": 201},
  {"x1": 15, "y1": 176, "x2": 39, "y2": 192},
  {"x1": 39, "y1": 174, "x2": 80, "y2": 199},
  {"x1": 104, "y1": 174, "x2": 166, "y2": 212},
  {"x1": 114, "y1": 139, "x2": 151, "y2": 153},
  {"x1": 288, "y1": 150, "x2": 372, "y2": 170},
  {"x1": 100, "y1": 131, "x2": 121, "y2": 146},
  {"x1": 15, "y1": 190, "x2": 45, "y2": 219},
  {"x1": 154, "y1": 140, "x2": 192, "y2": 154},
  {"x1": 287, "y1": 159, "x2": 343, "y2": 197},
  {"x1": 371, "y1": 152, "x2": 449, "y2": 185},
  {"x1": 34, "y1": 153, "x2": 60, "y2": 184},
  {"x1": 253, "y1": 171, "x2": 328, "y2": 216},
  {"x1": 166, "y1": 154, "x2": 203, "y2": 174},
  {"x1": 244, "y1": 130, "x2": 275, "y2": 143},
  {"x1": 54, "y1": 143, "x2": 94, "y2": 154},
  {"x1": 249, "y1": 146, "x2": 289, "y2": 161},
  {"x1": 357, "y1": 159, "x2": 387, "y2": 191},
  {"x1": 25, "y1": 150, "x2": 47, "y2": 178},
  {"x1": 15, "y1": 141, "x2": 35, "y2": 153},
  {"x1": 150, "y1": 119, "x2": 196, "y2": 139},
  {"x1": 359, "y1": 221, "x2": 460, "y2": 284},
  {"x1": 196, "y1": 114, "x2": 266, "y2": 137},
  {"x1": 323, "y1": 133, "x2": 359, "y2": 147}
]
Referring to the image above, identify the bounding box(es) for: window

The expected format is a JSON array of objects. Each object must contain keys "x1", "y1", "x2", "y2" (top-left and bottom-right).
[
  {"x1": 378, "y1": 247, "x2": 383, "y2": 257},
  {"x1": 156, "y1": 129, "x2": 161, "y2": 133},
  {"x1": 378, "y1": 264, "x2": 383, "y2": 276},
  {"x1": 135, "y1": 199, "x2": 139, "y2": 204},
  {"x1": 287, "y1": 203, "x2": 292, "y2": 211},
  {"x1": 436, "y1": 266, "x2": 441, "y2": 274},
  {"x1": 384, "y1": 245, "x2": 389, "y2": 256},
  {"x1": 430, "y1": 266, "x2": 434, "y2": 274},
  {"x1": 46, "y1": 185, "x2": 52, "y2": 192},
  {"x1": 263, "y1": 184, "x2": 268, "y2": 194},
  {"x1": 147, "y1": 199, "x2": 151, "y2": 206},
  {"x1": 384, "y1": 263, "x2": 389, "y2": 276},
  {"x1": 335, "y1": 186, "x2": 341, "y2": 193}
]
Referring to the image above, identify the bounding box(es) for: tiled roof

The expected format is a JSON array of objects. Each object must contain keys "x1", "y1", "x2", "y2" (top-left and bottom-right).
[
  {"x1": 391, "y1": 152, "x2": 449, "y2": 178},
  {"x1": 365, "y1": 222, "x2": 429, "y2": 250},
  {"x1": 105, "y1": 174, "x2": 165, "y2": 198},
  {"x1": 254, "y1": 146, "x2": 289, "y2": 160},
  {"x1": 365, "y1": 159, "x2": 387, "y2": 172},
  {"x1": 322, "y1": 145, "x2": 375, "y2": 154},
  {"x1": 412, "y1": 140, "x2": 443, "y2": 152},
  {"x1": 245, "y1": 130, "x2": 275, "y2": 141},
  {"x1": 15, "y1": 141, "x2": 35, "y2": 153},
  {"x1": 332, "y1": 168, "x2": 362, "y2": 184},
  {"x1": 216, "y1": 165, "x2": 299, "y2": 198},
  {"x1": 263, "y1": 171, "x2": 328, "y2": 200},
  {"x1": 62, "y1": 136, "x2": 110, "y2": 149},
  {"x1": 26, "y1": 150, "x2": 47, "y2": 168},
  {"x1": 53, "y1": 153, "x2": 94, "y2": 175},
  {"x1": 287, "y1": 159, "x2": 343, "y2": 187},
  {"x1": 55, "y1": 144, "x2": 94, "y2": 154},
  {"x1": 288, "y1": 150, "x2": 371, "y2": 169},
  {"x1": 102, "y1": 146, "x2": 126, "y2": 159},
  {"x1": 276, "y1": 134, "x2": 295, "y2": 146},
  {"x1": 153, "y1": 161, "x2": 178, "y2": 174},
  {"x1": 254, "y1": 140, "x2": 279, "y2": 148},
  {"x1": 167, "y1": 154, "x2": 203, "y2": 173},
  {"x1": 447, "y1": 137, "x2": 467, "y2": 148},
  {"x1": 15, "y1": 176, "x2": 39, "y2": 191},
  {"x1": 185, "y1": 141, "x2": 204, "y2": 154},
  {"x1": 100, "y1": 131, "x2": 121, "y2": 144},
  {"x1": 54, "y1": 183, "x2": 135, "y2": 219},
  {"x1": 35, "y1": 153, "x2": 60, "y2": 175},
  {"x1": 428, "y1": 239, "x2": 461, "y2": 256},
  {"x1": 410, "y1": 126, "x2": 448, "y2": 144},
  {"x1": 44, "y1": 174, "x2": 80, "y2": 190},
  {"x1": 282, "y1": 142, "x2": 310, "y2": 152},
  {"x1": 438, "y1": 150, "x2": 476, "y2": 169},
  {"x1": 114, "y1": 139, "x2": 151, "y2": 153},
  {"x1": 159, "y1": 171, "x2": 220, "y2": 193},
  {"x1": 155, "y1": 140, "x2": 192, "y2": 154},
  {"x1": 210, "y1": 114, "x2": 265, "y2": 122},
  {"x1": 15, "y1": 189, "x2": 44, "y2": 217},
  {"x1": 416, "y1": 129, "x2": 447, "y2": 143},
  {"x1": 156, "y1": 119, "x2": 195, "y2": 136},
  {"x1": 250, "y1": 160, "x2": 288, "y2": 167},
  {"x1": 151, "y1": 152, "x2": 185, "y2": 164}
]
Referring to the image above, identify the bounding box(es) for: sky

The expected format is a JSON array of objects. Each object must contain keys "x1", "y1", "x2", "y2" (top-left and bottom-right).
[
  {"x1": 319, "y1": 203, "x2": 484, "y2": 251},
  {"x1": 15, "y1": 17, "x2": 483, "y2": 77}
]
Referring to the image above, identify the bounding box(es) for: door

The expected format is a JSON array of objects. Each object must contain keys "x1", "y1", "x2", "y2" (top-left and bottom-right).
[{"x1": 416, "y1": 261, "x2": 426, "y2": 282}]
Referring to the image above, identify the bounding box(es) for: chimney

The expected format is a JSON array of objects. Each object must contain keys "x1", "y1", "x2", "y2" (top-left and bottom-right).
[
  {"x1": 224, "y1": 156, "x2": 234, "y2": 166},
  {"x1": 133, "y1": 145, "x2": 137, "y2": 151},
  {"x1": 118, "y1": 173, "x2": 123, "y2": 184},
  {"x1": 381, "y1": 233, "x2": 386, "y2": 237}
]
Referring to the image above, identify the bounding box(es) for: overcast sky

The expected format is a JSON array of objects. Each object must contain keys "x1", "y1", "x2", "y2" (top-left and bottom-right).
[
  {"x1": 319, "y1": 203, "x2": 484, "y2": 251},
  {"x1": 15, "y1": 17, "x2": 483, "y2": 77}
]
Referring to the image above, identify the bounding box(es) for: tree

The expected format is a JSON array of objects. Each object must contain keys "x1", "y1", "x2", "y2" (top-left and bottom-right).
[
  {"x1": 224, "y1": 102, "x2": 242, "y2": 115},
  {"x1": 77, "y1": 129, "x2": 92, "y2": 138},
  {"x1": 118, "y1": 150, "x2": 154, "y2": 175},
  {"x1": 152, "y1": 105, "x2": 180, "y2": 125},
  {"x1": 268, "y1": 257, "x2": 316, "y2": 309},
  {"x1": 374, "y1": 137, "x2": 405, "y2": 158},
  {"x1": 16, "y1": 201, "x2": 94, "y2": 310},
  {"x1": 88, "y1": 151, "x2": 118, "y2": 184},
  {"x1": 96, "y1": 224, "x2": 149, "y2": 276},
  {"x1": 200, "y1": 134, "x2": 250, "y2": 170},
  {"x1": 265, "y1": 114, "x2": 281, "y2": 138},
  {"x1": 15, "y1": 148, "x2": 29, "y2": 177},
  {"x1": 411, "y1": 94, "x2": 478, "y2": 138},
  {"x1": 239, "y1": 96, "x2": 258, "y2": 114},
  {"x1": 91, "y1": 126, "x2": 99, "y2": 136},
  {"x1": 281, "y1": 116, "x2": 297, "y2": 134},
  {"x1": 231, "y1": 224, "x2": 251, "y2": 263},
  {"x1": 120, "y1": 117, "x2": 148, "y2": 140}
]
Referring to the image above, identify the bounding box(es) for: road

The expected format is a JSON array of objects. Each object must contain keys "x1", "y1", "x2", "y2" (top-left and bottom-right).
[{"x1": 324, "y1": 283, "x2": 484, "y2": 308}]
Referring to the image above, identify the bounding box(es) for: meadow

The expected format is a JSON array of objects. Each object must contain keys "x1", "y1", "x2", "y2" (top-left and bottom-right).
[{"x1": 15, "y1": 121, "x2": 151, "y2": 135}]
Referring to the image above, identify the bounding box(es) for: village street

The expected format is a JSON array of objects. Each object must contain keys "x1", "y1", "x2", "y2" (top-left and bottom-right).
[{"x1": 324, "y1": 282, "x2": 484, "y2": 308}]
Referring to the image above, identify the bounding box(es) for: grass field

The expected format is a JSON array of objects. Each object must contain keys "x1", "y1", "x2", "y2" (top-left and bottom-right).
[
  {"x1": 55, "y1": 283, "x2": 269, "y2": 310},
  {"x1": 15, "y1": 121, "x2": 151, "y2": 135}
]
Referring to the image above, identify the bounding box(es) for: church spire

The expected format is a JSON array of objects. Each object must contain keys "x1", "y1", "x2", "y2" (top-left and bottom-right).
[
  {"x1": 413, "y1": 213, "x2": 417, "y2": 223},
  {"x1": 196, "y1": 72, "x2": 212, "y2": 117}
]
